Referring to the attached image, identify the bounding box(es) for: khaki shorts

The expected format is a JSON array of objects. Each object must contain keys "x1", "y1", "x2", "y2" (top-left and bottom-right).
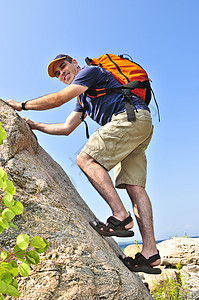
[{"x1": 81, "y1": 109, "x2": 153, "y2": 189}]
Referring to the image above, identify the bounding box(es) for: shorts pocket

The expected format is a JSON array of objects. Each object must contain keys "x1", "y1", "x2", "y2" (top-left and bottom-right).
[{"x1": 98, "y1": 121, "x2": 125, "y2": 155}]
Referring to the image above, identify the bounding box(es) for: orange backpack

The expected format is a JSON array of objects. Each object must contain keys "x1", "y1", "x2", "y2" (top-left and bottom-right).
[{"x1": 85, "y1": 53, "x2": 152, "y2": 105}]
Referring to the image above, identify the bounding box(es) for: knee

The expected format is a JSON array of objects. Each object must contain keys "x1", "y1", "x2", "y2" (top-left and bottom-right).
[
  {"x1": 76, "y1": 151, "x2": 84, "y2": 168},
  {"x1": 126, "y1": 184, "x2": 145, "y2": 195},
  {"x1": 76, "y1": 151, "x2": 93, "y2": 169}
]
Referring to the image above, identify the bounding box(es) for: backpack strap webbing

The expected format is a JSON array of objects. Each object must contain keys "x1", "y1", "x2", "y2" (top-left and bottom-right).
[
  {"x1": 80, "y1": 91, "x2": 90, "y2": 139},
  {"x1": 121, "y1": 89, "x2": 136, "y2": 122},
  {"x1": 86, "y1": 80, "x2": 150, "y2": 99},
  {"x1": 150, "y1": 87, "x2": 160, "y2": 122}
]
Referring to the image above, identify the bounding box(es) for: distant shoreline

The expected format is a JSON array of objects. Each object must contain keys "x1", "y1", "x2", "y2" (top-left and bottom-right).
[{"x1": 118, "y1": 236, "x2": 199, "y2": 251}]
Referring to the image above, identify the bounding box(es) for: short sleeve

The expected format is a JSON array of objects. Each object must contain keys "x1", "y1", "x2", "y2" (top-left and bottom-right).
[{"x1": 71, "y1": 66, "x2": 101, "y2": 88}]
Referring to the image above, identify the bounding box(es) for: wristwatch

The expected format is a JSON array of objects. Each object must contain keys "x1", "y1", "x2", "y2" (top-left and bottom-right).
[{"x1": 21, "y1": 101, "x2": 28, "y2": 110}]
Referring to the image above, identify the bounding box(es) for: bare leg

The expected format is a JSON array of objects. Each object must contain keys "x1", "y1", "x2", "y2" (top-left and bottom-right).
[
  {"x1": 76, "y1": 151, "x2": 134, "y2": 229},
  {"x1": 126, "y1": 185, "x2": 161, "y2": 266}
]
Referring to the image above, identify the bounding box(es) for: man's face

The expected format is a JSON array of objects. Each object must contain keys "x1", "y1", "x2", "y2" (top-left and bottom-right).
[{"x1": 53, "y1": 59, "x2": 80, "y2": 84}]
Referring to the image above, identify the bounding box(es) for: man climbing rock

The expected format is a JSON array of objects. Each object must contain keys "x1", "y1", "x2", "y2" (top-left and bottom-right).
[{"x1": 5, "y1": 54, "x2": 161, "y2": 274}]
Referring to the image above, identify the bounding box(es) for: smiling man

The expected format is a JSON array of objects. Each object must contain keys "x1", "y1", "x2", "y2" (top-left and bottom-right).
[
  {"x1": 50, "y1": 54, "x2": 81, "y2": 84},
  {"x1": 5, "y1": 53, "x2": 161, "y2": 274}
]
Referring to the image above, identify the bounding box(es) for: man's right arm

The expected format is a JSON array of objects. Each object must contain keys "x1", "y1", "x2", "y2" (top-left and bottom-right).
[
  {"x1": 5, "y1": 84, "x2": 88, "y2": 111},
  {"x1": 24, "y1": 111, "x2": 85, "y2": 136}
]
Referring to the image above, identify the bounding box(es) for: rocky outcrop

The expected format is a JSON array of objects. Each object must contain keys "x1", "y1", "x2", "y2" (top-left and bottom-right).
[
  {"x1": 0, "y1": 99, "x2": 152, "y2": 300},
  {"x1": 124, "y1": 237, "x2": 199, "y2": 299}
]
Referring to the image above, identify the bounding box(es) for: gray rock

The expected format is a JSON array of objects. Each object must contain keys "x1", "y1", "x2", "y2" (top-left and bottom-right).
[
  {"x1": 157, "y1": 237, "x2": 199, "y2": 267},
  {"x1": 124, "y1": 237, "x2": 199, "y2": 299},
  {"x1": 0, "y1": 99, "x2": 152, "y2": 300},
  {"x1": 157, "y1": 237, "x2": 199, "y2": 298}
]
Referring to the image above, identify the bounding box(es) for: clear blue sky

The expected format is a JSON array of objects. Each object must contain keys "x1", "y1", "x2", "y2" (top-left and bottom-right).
[{"x1": 1, "y1": 0, "x2": 199, "y2": 243}]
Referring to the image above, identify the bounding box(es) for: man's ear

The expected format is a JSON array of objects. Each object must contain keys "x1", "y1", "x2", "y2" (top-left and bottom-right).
[{"x1": 72, "y1": 59, "x2": 79, "y2": 67}]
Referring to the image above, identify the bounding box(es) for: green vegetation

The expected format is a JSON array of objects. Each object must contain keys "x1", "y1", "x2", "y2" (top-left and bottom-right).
[
  {"x1": 0, "y1": 122, "x2": 49, "y2": 299},
  {"x1": 151, "y1": 263, "x2": 188, "y2": 299}
]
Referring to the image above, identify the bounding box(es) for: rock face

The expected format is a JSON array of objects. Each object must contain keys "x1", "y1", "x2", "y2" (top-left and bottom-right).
[
  {"x1": 124, "y1": 237, "x2": 199, "y2": 299},
  {"x1": 0, "y1": 99, "x2": 152, "y2": 300}
]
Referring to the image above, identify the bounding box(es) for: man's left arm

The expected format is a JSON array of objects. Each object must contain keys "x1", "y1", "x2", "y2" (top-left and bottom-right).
[{"x1": 5, "y1": 84, "x2": 88, "y2": 111}]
